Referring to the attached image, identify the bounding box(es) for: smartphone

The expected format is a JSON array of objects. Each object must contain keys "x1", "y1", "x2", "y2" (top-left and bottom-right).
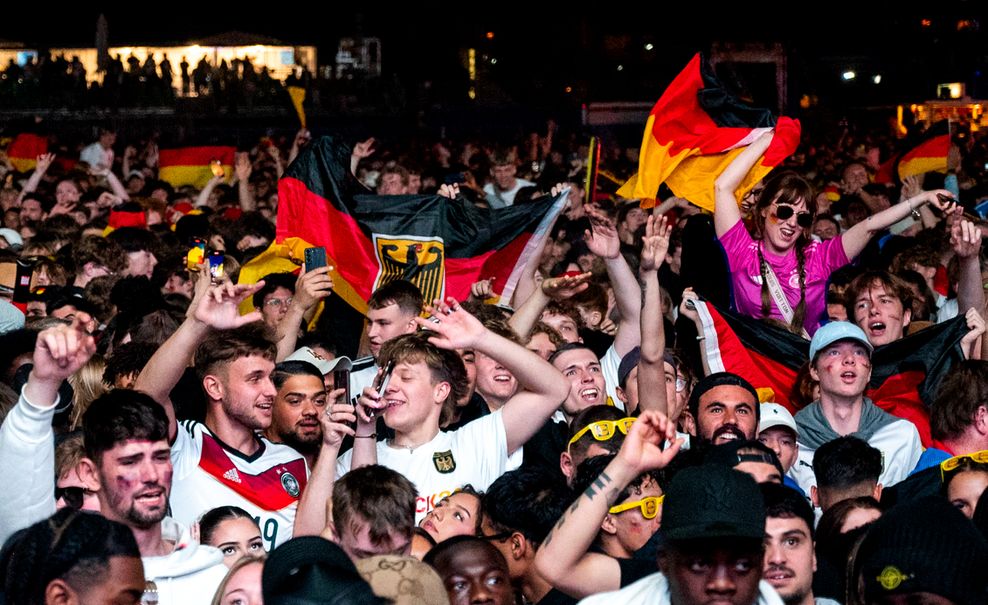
[
  {"x1": 186, "y1": 238, "x2": 206, "y2": 271},
  {"x1": 13, "y1": 258, "x2": 33, "y2": 303},
  {"x1": 208, "y1": 251, "x2": 225, "y2": 281},
  {"x1": 937, "y1": 193, "x2": 958, "y2": 205},
  {"x1": 367, "y1": 360, "x2": 396, "y2": 418},
  {"x1": 304, "y1": 246, "x2": 328, "y2": 272},
  {"x1": 332, "y1": 357, "x2": 353, "y2": 406},
  {"x1": 210, "y1": 159, "x2": 224, "y2": 178}
]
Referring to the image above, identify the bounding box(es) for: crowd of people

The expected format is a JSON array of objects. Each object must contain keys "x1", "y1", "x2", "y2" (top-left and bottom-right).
[{"x1": 0, "y1": 113, "x2": 987, "y2": 605}]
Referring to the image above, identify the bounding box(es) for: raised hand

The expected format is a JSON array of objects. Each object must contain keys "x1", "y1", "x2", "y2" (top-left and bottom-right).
[
  {"x1": 414, "y1": 297, "x2": 487, "y2": 350},
  {"x1": 584, "y1": 205, "x2": 620, "y2": 259},
  {"x1": 616, "y1": 410, "x2": 683, "y2": 474},
  {"x1": 541, "y1": 271, "x2": 592, "y2": 300},
  {"x1": 679, "y1": 287, "x2": 701, "y2": 323},
  {"x1": 352, "y1": 137, "x2": 376, "y2": 161},
  {"x1": 438, "y1": 183, "x2": 461, "y2": 199},
  {"x1": 35, "y1": 152, "x2": 55, "y2": 174},
  {"x1": 925, "y1": 189, "x2": 961, "y2": 215},
  {"x1": 193, "y1": 280, "x2": 264, "y2": 329},
  {"x1": 31, "y1": 315, "x2": 97, "y2": 385},
  {"x1": 321, "y1": 390, "x2": 355, "y2": 448},
  {"x1": 640, "y1": 211, "x2": 671, "y2": 273},
  {"x1": 951, "y1": 217, "x2": 982, "y2": 259},
  {"x1": 294, "y1": 265, "x2": 334, "y2": 310},
  {"x1": 961, "y1": 307, "x2": 986, "y2": 360},
  {"x1": 468, "y1": 277, "x2": 495, "y2": 302},
  {"x1": 900, "y1": 175, "x2": 922, "y2": 200},
  {"x1": 235, "y1": 152, "x2": 252, "y2": 182}
]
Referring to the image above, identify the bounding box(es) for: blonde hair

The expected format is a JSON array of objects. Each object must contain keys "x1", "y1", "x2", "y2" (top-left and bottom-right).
[
  {"x1": 210, "y1": 555, "x2": 266, "y2": 605},
  {"x1": 69, "y1": 356, "x2": 108, "y2": 431}
]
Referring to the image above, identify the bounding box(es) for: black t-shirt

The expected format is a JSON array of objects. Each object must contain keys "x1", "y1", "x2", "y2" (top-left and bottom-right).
[
  {"x1": 588, "y1": 544, "x2": 659, "y2": 588},
  {"x1": 519, "y1": 418, "x2": 569, "y2": 482}
]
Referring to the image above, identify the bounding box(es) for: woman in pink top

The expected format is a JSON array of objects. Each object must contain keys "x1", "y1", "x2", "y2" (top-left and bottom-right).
[{"x1": 713, "y1": 130, "x2": 956, "y2": 336}]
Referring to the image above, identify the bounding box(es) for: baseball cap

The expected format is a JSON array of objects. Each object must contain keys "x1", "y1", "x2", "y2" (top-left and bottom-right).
[
  {"x1": 661, "y1": 464, "x2": 765, "y2": 543},
  {"x1": 0, "y1": 228, "x2": 23, "y2": 250},
  {"x1": 617, "y1": 346, "x2": 641, "y2": 389},
  {"x1": 356, "y1": 555, "x2": 449, "y2": 605},
  {"x1": 285, "y1": 347, "x2": 352, "y2": 376},
  {"x1": 758, "y1": 402, "x2": 798, "y2": 437},
  {"x1": 263, "y1": 536, "x2": 384, "y2": 605},
  {"x1": 808, "y1": 321, "x2": 873, "y2": 361}
]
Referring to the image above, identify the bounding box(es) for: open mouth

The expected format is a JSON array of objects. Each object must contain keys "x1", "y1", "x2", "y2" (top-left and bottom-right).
[
  {"x1": 579, "y1": 387, "x2": 600, "y2": 402},
  {"x1": 493, "y1": 374, "x2": 513, "y2": 383},
  {"x1": 764, "y1": 569, "x2": 794, "y2": 583},
  {"x1": 779, "y1": 226, "x2": 795, "y2": 239},
  {"x1": 868, "y1": 321, "x2": 886, "y2": 336},
  {"x1": 135, "y1": 488, "x2": 164, "y2": 504},
  {"x1": 712, "y1": 426, "x2": 745, "y2": 444}
]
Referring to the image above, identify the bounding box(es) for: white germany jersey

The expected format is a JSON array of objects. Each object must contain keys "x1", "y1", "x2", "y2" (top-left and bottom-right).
[
  {"x1": 337, "y1": 409, "x2": 521, "y2": 523},
  {"x1": 170, "y1": 420, "x2": 309, "y2": 550}
]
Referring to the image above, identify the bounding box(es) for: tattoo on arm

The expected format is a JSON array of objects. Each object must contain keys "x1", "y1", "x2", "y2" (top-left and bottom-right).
[{"x1": 543, "y1": 470, "x2": 620, "y2": 548}]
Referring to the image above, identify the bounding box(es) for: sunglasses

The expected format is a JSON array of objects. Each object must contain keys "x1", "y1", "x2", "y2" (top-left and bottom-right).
[
  {"x1": 55, "y1": 486, "x2": 93, "y2": 510},
  {"x1": 608, "y1": 495, "x2": 664, "y2": 519},
  {"x1": 568, "y1": 417, "x2": 636, "y2": 447},
  {"x1": 940, "y1": 449, "x2": 988, "y2": 481},
  {"x1": 772, "y1": 204, "x2": 813, "y2": 228}
]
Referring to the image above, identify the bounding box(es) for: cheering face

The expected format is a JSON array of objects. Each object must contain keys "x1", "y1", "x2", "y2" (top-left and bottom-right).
[
  {"x1": 218, "y1": 355, "x2": 278, "y2": 431},
  {"x1": 473, "y1": 350, "x2": 518, "y2": 408},
  {"x1": 760, "y1": 196, "x2": 810, "y2": 255},
  {"x1": 552, "y1": 347, "x2": 607, "y2": 417},
  {"x1": 97, "y1": 439, "x2": 173, "y2": 530},
  {"x1": 695, "y1": 385, "x2": 758, "y2": 445},
  {"x1": 852, "y1": 283, "x2": 911, "y2": 346},
  {"x1": 810, "y1": 341, "x2": 872, "y2": 401},
  {"x1": 378, "y1": 360, "x2": 450, "y2": 433}
]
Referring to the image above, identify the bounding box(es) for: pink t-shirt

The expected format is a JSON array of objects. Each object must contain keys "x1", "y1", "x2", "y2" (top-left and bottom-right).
[{"x1": 719, "y1": 219, "x2": 850, "y2": 335}]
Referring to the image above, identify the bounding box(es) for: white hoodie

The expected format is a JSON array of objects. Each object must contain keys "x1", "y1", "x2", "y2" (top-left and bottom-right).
[{"x1": 142, "y1": 518, "x2": 228, "y2": 605}]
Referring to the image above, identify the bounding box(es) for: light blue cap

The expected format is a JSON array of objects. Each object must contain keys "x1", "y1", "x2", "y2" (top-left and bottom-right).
[{"x1": 809, "y1": 321, "x2": 873, "y2": 361}]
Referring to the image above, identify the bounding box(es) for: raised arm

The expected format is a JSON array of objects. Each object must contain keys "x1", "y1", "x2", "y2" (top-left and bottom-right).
[
  {"x1": 350, "y1": 137, "x2": 375, "y2": 177},
  {"x1": 534, "y1": 411, "x2": 681, "y2": 598},
  {"x1": 585, "y1": 205, "x2": 640, "y2": 356},
  {"x1": 235, "y1": 152, "x2": 256, "y2": 211},
  {"x1": 842, "y1": 189, "x2": 958, "y2": 260},
  {"x1": 294, "y1": 390, "x2": 352, "y2": 536},
  {"x1": 195, "y1": 173, "x2": 225, "y2": 209},
  {"x1": 134, "y1": 278, "x2": 263, "y2": 440},
  {"x1": 508, "y1": 272, "x2": 591, "y2": 340},
  {"x1": 0, "y1": 316, "x2": 96, "y2": 544},
  {"x1": 415, "y1": 298, "x2": 570, "y2": 454},
  {"x1": 17, "y1": 153, "x2": 54, "y2": 203},
  {"x1": 637, "y1": 212, "x2": 671, "y2": 415},
  {"x1": 512, "y1": 183, "x2": 566, "y2": 308},
  {"x1": 950, "y1": 217, "x2": 985, "y2": 319},
  {"x1": 274, "y1": 265, "x2": 333, "y2": 361},
  {"x1": 713, "y1": 131, "x2": 774, "y2": 237}
]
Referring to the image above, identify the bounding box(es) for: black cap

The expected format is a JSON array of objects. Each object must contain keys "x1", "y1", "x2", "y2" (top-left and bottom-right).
[
  {"x1": 262, "y1": 536, "x2": 384, "y2": 605},
  {"x1": 661, "y1": 464, "x2": 765, "y2": 543},
  {"x1": 859, "y1": 496, "x2": 988, "y2": 605},
  {"x1": 617, "y1": 346, "x2": 641, "y2": 389}
]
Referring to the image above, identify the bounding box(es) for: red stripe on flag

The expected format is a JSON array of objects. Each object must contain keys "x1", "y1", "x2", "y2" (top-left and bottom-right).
[
  {"x1": 866, "y1": 370, "x2": 932, "y2": 447},
  {"x1": 159, "y1": 146, "x2": 236, "y2": 167},
  {"x1": 277, "y1": 177, "x2": 379, "y2": 302}
]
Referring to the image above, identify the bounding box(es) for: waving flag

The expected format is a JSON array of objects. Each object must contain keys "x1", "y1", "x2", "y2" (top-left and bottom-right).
[
  {"x1": 693, "y1": 300, "x2": 970, "y2": 447},
  {"x1": 7, "y1": 134, "x2": 48, "y2": 173},
  {"x1": 618, "y1": 53, "x2": 800, "y2": 210},
  {"x1": 277, "y1": 136, "x2": 565, "y2": 311},
  {"x1": 897, "y1": 121, "x2": 950, "y2": 181},
  {"x1": 159, "y1": 146, "x2": 236, "y2": 189}
]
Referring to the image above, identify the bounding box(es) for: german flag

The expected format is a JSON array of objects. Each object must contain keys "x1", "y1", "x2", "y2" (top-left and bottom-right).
[
  {"x1": 897, "y1": 121, "x2": 949, "y2": 181},
  {"x1": 693, "y1": 300, "x2": 970, "y2": 447},
  {"x1": 277, "y1": 136, "x2": 566, "y2": 312},
  {"x1": 7, "y1": 133, "x2": 48, "y2": 173},
  {"x1": 617, "y1": 53, "x2": 801, "y2": 210},
  {"x1": 159, "y1": 146, "x2": 235, "y2": 189}
]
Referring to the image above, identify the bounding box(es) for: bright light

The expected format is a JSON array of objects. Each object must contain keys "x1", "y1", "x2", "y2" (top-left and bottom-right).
[
  {"x1": 486, "y1": 31, "x2": 494, "y2": 40},
  {"x1": 490, "y1": 57, "x2": 497, "y2": 65},
  {"x1": 617, "y1": 64, "x2": 624, "y2": 71},
  {"x1": 872, "y1": 74, "x2": 882, "y2": 84},
  {"x1": 644, "y1": 43, "x2": 654, "y2": 51},
  {"x1": 842, "y1": 70, "x2": 856, "y2": 81},
  {"x1": 564, "y1": 86, "x2": 572, "y2": 93}
]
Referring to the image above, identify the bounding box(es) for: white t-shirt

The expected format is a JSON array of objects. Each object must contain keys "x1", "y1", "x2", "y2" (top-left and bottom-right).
[
  {"x1": 483, "y1": 178, "x2": 535, "y2": 208},
  {"x1": 600, "y1": 343, "x2": 624, "y2": 411},
  {"x1": 337, "y1": 410, "x2": 521, "y2": 522},
  {"x1": 578, "y1": 572, "x2": 784, "y2": 605},
  {"x1": 143, "y1": 517, "x2": 228, "y2": 605},
  {"x1": 170, "y1": 420, "x2": 308, "y2": 549},
  {"x1": 79, "y1": 142, "x2": 113, "y2": 171}
]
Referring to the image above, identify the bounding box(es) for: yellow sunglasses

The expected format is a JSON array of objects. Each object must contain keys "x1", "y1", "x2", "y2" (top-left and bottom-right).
[
  {"x1": 608, "y1": 495, "x2": 664, "y2": 519},
  {"x1": 568, "y1": 417, "x2": 636, "y2": 447},
  {"x1": 939, "y1": 449, "x2": 988, "y2": 481}
]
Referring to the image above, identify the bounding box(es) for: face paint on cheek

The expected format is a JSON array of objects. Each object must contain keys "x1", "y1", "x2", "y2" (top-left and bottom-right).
[{"x1": 768, "y1": 215, "x2": 780, "y2": 225}]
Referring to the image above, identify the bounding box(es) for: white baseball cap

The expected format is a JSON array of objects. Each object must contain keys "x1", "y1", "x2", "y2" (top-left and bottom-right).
[
  {"x1": 758, "y1": 402, "x2": 798, "y2": 437},
  {"x1": 284, "y1": 347, "x2": 352, "y2": 376}
]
